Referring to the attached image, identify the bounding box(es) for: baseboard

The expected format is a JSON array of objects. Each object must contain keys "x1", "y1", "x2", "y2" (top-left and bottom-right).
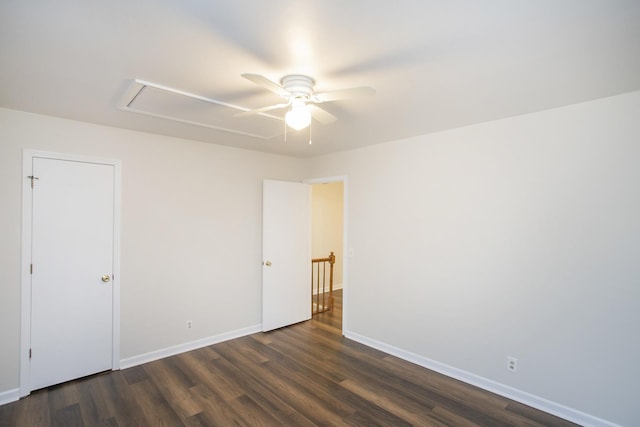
[
  {"x1": 0, "y1": 388, "x2": 20, "y2": 406},
  {"x1": 120, "y1": 324, "x2": 262, "y2": 369},
  {"x1": 312, "y1": 283, "x2": 343, "y2": 295},
  {"x1": 345, "y1": 331, "x2": 620, "y2": 427}
]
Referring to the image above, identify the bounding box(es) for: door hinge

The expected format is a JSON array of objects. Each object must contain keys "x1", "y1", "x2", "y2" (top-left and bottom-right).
[
  {"x1": 27, "y1": 175, "x2": 39, "y2": 189},
  {"x1": 29, "y1": 348, "x2": 32, "y2": 359},
  {"x1": 30, "y1": 264, "x2": 33, "y2": 275}
]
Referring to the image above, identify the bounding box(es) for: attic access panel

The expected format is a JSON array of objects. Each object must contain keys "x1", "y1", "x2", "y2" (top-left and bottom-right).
[{"x1": 118, "y1": 80, "x2": 284, "y2": 139}]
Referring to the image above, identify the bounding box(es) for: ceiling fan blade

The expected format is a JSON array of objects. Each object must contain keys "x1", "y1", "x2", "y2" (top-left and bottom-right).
[
  {"x1": 235, "y1": 102, "x2": 290, "y2": 118},
  {"x1": 241, "y1": 73, "x2": 289, "y2": 97},
  {"x1": 313, "y1": 86, "x2": 376, "y2": 103},
  {"x1": 309, "y1": 105, "x2": 337, "y2": 124}
]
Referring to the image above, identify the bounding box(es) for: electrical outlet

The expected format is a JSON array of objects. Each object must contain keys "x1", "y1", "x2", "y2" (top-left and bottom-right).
[
  {"x1": 187, "y1": 320, "x2": 192, "y2": 329},
  {"x1": 507, "y1": 356, "x2": 518, "y2": 373}
]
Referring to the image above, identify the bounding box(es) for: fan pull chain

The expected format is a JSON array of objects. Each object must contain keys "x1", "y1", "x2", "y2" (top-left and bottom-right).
[
  {"x1": 309, "y1": 120, "x2": 312, "y2": 145},
  {"x1": 284, "y1": 119, "x2": 287, "y2": 143}
]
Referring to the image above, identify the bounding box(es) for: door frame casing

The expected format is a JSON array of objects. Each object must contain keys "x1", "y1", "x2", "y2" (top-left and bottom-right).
[
  {"x1": 20, "y1": 149, "x2": 122, "y2": 397},
  {"x1": 303, "y1": 175, "x2": 348, "y2": 336}
]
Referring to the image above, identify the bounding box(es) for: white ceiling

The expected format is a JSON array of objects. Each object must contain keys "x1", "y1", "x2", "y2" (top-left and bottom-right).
[{"x1": 1, "y1": 1, "x2": 639, "y2": 157}]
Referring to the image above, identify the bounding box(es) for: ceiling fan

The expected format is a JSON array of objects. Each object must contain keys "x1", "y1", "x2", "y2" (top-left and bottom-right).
[{"x1": 237, "y1": 74, "x2": 375, "y2": 130}]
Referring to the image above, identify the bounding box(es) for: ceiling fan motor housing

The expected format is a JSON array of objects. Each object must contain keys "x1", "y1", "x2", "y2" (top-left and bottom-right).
[{"x1": 281, "y1": 75, "x2": 315, "y2": 98}]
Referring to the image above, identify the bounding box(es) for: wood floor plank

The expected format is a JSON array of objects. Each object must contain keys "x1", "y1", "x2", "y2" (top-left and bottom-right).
[
  {"x1": 340, "y1": 378, "x2": 442, "y2": 426},
  {"x1": 0, "y1": 387, "x2": 50, "y2": 427},
  {"x1": 185, "y1": 383, "x2": 247, "y2": 427},
  {"x1": 430, "y1": 406, "x2": 486, "y2": 427},
  {"x1": 214, "y1": 340, "x2": 352, "y2": 426},
  {"x1": 178, "y1": 351, "x2": 245, "y2": 403},
  {"x1": 47, "y1": 382, "x2": 83, "y2": 427},
  {"x1": 143, "y1": 359, "x2": 202, "y2": 420},
  {"x1": 51, "y1": 403, "x2": 83, "y2": 427},
  {"x1": 207, "y1": 350, "x2": 317, "y2": 427},
  {"x1": 260, "y1": 357, "x2": 357, "y2": 418},
  {"x1": 121, "y1": 365, "x2": 148, "y2": 385},
  {"x1": 94, "y1": 371, "x2": 146, "y2": 426},
  {"x1": 226, "y1": 394, "x2": 284, "y2": 427},
  {"x1": 74, "y1": 376, "x2": 101, "y2": 426},
  {"x1": 328, "y1": 384, "x2": 415, "y2": 427},
  {"x1": 129, "y1": 377, "x2": 184, "y2": 426}
]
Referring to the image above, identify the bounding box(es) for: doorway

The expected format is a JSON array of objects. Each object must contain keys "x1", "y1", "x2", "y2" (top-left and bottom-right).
[
  {"x1": 307, "y1": 176, "x2": 347, "y2": 333},
  {"x1": 260, "y1": 176, "x2": 347, "y2": 333},
  {"x1": 20, "y1": 150, "x2": 121, "y2": 396}
]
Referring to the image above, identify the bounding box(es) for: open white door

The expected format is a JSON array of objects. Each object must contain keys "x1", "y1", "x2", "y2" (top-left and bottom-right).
[{"x1": 262, "y1": 180, "x2": 311, "y2": 331}]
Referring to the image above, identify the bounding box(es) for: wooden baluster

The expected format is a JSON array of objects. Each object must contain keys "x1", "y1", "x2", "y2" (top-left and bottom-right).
[
  {"x1": 311, "y1": 252, "x2": 337, "y2": 315},
  {"x1": 329, "y1": 252, "x2": 335, "y2": 311}
]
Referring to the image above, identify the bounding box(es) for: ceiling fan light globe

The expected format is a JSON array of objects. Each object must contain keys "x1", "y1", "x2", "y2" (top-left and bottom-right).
[{"x1": 285, "y1": 105, "x2": 312, "y2": 130}]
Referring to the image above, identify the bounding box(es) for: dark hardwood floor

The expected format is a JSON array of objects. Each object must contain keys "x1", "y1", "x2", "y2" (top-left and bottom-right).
[{"x1": 1, "y1": 289, "x2": 579, "y2": 426}]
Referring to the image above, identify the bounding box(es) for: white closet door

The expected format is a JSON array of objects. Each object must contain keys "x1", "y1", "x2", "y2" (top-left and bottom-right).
[{"x1": 30, "y1": 157, "x2": 115, "y2": 390}]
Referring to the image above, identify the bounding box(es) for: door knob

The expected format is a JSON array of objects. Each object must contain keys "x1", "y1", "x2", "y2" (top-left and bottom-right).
[
  {"x1": 264, "y1": 261, "x2": 272, "y2": 267},
  {"x1": 101, "y1": 275, "x2": 111, "y2": 282}
]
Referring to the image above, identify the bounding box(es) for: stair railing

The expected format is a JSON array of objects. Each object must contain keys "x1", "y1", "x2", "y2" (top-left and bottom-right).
[{"x1": 311, "y1": 252, "x2": 335, "y2": 315}]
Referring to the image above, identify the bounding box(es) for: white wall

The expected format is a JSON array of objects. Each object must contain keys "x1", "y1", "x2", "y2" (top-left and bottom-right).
[
  {"x1": 307, "y1": 91, "x2": 640, "y2": 427},
  {"x1": 0, "y1": 108, "x2": 304, "y2": 395},
  {"x1": 311, "y1": 182, "x2": 343, "y2": 287}
]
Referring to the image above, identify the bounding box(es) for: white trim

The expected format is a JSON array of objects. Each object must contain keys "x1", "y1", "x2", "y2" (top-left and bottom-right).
[
  {"x1": 19, "y1": 152, "x2": 32, "y2": 397},
  {"x1": 20, "y1": 150, "x2": 122, "y2": 397},
  {"x1": 0, "y1": 389, "x2": 20, "y2": 406},
  {"x1": 345, "y1": 331, "x2": 621, "y2": 427},
  {"x1": 120, "y1": 324, "x2": 262, "y2": 369},
  {"x1": 117, "y1": 79, "x2": 283, "y2": 140},
  {"x1": 111, "y1": 162, "x2": 122, "y2": 371},
  {"x1": 303, "y1": 175, "x2": 348, "y2": 336}
]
